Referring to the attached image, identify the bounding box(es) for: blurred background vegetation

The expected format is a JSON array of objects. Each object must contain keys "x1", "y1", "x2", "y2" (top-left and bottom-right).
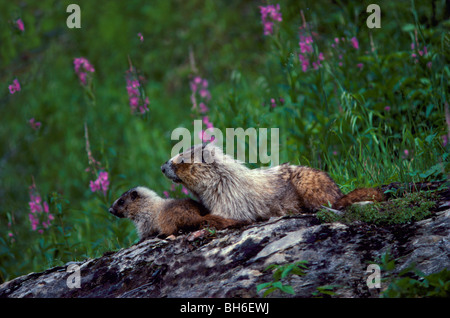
[{"x1": 0, "y1": 0, "x2": 448, "y2": 282}]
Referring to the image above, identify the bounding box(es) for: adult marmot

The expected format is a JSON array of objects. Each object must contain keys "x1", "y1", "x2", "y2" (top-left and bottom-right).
[
  {"x1": 109, "y1": 186, "x2": 245, "y2": 241},
  {"x1": 161, "y1": 143, "x2": 383, "y2": 222}
]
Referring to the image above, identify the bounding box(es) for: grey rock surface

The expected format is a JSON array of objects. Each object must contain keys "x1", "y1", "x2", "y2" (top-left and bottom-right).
[{"x1": 1, "y1": 208, "x2": 449, "y2": 298}]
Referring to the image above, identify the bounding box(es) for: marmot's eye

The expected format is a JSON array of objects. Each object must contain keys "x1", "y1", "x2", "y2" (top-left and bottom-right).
[
  {"x1": 179, "y1": 156, "x2": 185, "y2": 163},
  {"x1": 118, "y1": 199, "x2": 125, "y2": 206}
]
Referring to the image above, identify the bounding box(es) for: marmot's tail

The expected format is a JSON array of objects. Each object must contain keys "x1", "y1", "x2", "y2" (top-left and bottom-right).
[{"x1": 332, "y1": 188, "x2": 384, "y2": 210}]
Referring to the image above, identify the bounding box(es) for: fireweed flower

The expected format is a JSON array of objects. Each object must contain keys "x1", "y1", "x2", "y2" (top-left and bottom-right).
[
  {"x1": 125, "y1": 67, "x2": 150, "y2": 114},
  {"x1": 270, "y1": 98, "x2": 277, "y2": 108},
  {"x1": 199, "y1": 116, "x2": 215, "y2": 142},
  {"x1": 89, "y1": 171, "x2": 109, "y2": 196},
  {"x1": 29, "y1": 118, "x2": 41, "y2": 130},
  {"x1": 164, "y1": 184, "x2": 190, "y2": 198},
  {"x1": 73, "y1": 57, "x2": 95, "y2": 86},
  {"x1": 28, "y1": 182, "x2": 54, "y2": 233},
  {"x1": 410, "y1": 30, "x2": 430, "y2": 67},
  {"x1": 350, "y1": 37, "x2": 359, "y2": 50},
  {"x1": 84, "y1": 123, "x2": 110, "y2": 196},
  {"x1": 15, "y1": 18, "x2": 25, "y2": 32},
  {"x1": 330, "y1": 36, "x2": 363, "y2": 69},
  {"x1": 297, "y1": 16, "x2": 324, "y2": 72},
  {"x1": 137, "y1": 32, "x2": 144, "y2": 42},
  {"x1": 8, "y1": 78, "x2": 21, "y2": 94},
  {"x1": 442, "y1": 135, "x2": 448, "y2": 147},
  {"x1": 260, "y1": 4, "x2": 282, "y2": 36},
  {"x1": 190, "y1": 76, "x2": 211, "y2": 113}
]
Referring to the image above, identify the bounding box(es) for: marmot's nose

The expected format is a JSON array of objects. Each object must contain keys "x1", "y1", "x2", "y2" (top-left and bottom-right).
[{"x1": 161, "y1": 161, "x2": 169, "y2": 173}]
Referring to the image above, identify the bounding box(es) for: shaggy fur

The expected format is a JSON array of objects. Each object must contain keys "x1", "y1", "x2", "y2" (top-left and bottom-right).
[
  {"x1": 109, "y1": 186, "x2": 245, "y2": 240},
  {"x1": 161, "y1": 143, "x2": 383, "y2": 222}
]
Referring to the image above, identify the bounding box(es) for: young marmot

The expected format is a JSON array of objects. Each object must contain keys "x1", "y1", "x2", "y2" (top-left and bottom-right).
[
  {"x1": 161, "y1": 143, "x2": 383, "y2": 222},
  {"x1": 109, "y1": 186, "x2": 246, "y2": 241}
]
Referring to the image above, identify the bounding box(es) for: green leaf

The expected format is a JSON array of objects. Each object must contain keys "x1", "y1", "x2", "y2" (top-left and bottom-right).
[
  {"x1": 272, "y1": 268, "x2": 283, "y2": 281},
  {"x1": 256, "y1": 282, "x2": 272, "y2": 293},
  {"x1": 279, "y1": 284, "x2": 295, "y2": 295},
  {"x1": 263, "y1": 287, "x2": 278, "y2": 298},
  {"x1": 281, "y1": 264, "x2": 295, "y2": 279}
]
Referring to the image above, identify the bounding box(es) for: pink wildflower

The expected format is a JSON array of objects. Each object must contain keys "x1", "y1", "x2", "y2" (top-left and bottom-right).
[
  {"x1": 297, "y1": 14, "x2": 323, "y2": 72},
  {"x1": 270, "y1": 98, "x2": 277, "y2": 108},
  {"x1": 8, "y1": 79, "x2": 21, "y2": 94},
  {"x1": 84, "y1": 123, "x2": 111, "y2": 196},
  {"x1": 410, "y1": 30, "x2": 430, "y2": 66},
  {"x1": 198, "y1": 116, "x2": 215, "y2": 142},
  {"x1": 384, "y1": 106, "x2": 391, "y2": 111},
  {"x1": 137, "y1": 32, "x2": 144, "y2": 42},
  {"x1": 202, "y1": 116, "x2": 214, "y2": 129},
  {"x1": 442, "y1": 135, "x2": 448, "y2": 147},
  {"x1": 260, "y1": 4, "x2": 282, "y2": 36},
  {"x1": 125, "y1": 67, "x2": 150, "y2": 114},
  {"x1": 350, "y1": 37, "x2": 359, "y2": 50},
  {"x1": 73, "y1": 57, "x2": 95, "y2": 86},
  {"x1": 90, "y1": 171, "x2": 109, "y2": 196},
  {"x1": 190, "y1": 76, "x2": 211, "y2": 112},
  {"x1": 199, "y1": 102, "x2": 209, "y2": 113},
  {"x1": 356, "y1": 63, "x2": 364, "y2": 70},
  {"x1": 29, "y1": 118, "x2": 42, "y2": 130},
  {"x1": 165, "y1": 184, "x2": 191, "y2": 198},
  {"x1": 28, "y1": 181, "x2": 53, "y2": 232},
  {"x1": 199, "y1": 130, "x2": 215, "y2": 143},
  {"x1": 15, "y1": 19, "x2": 25, "y2": 32}
]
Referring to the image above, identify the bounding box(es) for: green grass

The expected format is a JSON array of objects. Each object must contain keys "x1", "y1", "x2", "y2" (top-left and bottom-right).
[
  {"x1": 0, "y1": 0, "x2": 449, "y2": 282},
  {"x1": 317, "y1": 190, "x2": 440, "y2": 225}
]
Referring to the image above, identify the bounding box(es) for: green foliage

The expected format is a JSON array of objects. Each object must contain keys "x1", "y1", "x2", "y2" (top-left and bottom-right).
[
  {"x1": 376, "y1": 251, "x2": 450, "y2": 298},
  {"x1": 1, "y1": 0, "x2": 449, "y2": 282},
  {"x1": 382, "y1": 268, "x2": 450, "y2": 298},
  {"x1": 257, "y1": 261, "x2": 308, "y2": 297},
  {"x1": 312, "y1": 285, "x2": 340, "y2": 298},
  {"x1": 317, "y1": 190, "x2": 439, "y2": 225}
]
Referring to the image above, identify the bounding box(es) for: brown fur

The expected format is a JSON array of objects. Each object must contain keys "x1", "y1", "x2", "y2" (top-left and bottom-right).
[
  {"x1": 161, "y1": 143, "x2": 383, "y2": 222},
  {"x1": 109, "y1": 186, "x2": 246, "y2": 241},
  {"x1": 332, "y1": 187, "x2": 384, "y2": 210}
]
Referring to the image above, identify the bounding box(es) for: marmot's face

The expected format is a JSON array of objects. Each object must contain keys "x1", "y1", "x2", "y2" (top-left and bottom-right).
[
  {"x1": 110, "y1": 187, "x2": 161, "y2": 220},
  {"x1": 109, "y1": 188, "x2": 140, "y2": 218},
  {"x1": 161, "y1": 143, "x2": 217, "y2": 189}
]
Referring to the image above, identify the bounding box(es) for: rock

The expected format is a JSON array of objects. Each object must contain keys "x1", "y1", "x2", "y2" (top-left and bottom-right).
[{"x1": 0, "y1": 208, "x2": 449, "y2": 298}]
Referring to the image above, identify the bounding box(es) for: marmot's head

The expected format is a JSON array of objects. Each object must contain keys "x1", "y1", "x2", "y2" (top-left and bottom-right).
[
  {"x1": 161, "y1": 143, "x2": 230, "y2": 192},
  {"x1": 109, "y1": 186, "x2": 161, "y2": 220}
]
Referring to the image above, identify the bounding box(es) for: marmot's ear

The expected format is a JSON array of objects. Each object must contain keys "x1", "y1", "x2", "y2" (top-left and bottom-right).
[{"x1": 131, "y1": 190, "x2": 138, "y2": 200}]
